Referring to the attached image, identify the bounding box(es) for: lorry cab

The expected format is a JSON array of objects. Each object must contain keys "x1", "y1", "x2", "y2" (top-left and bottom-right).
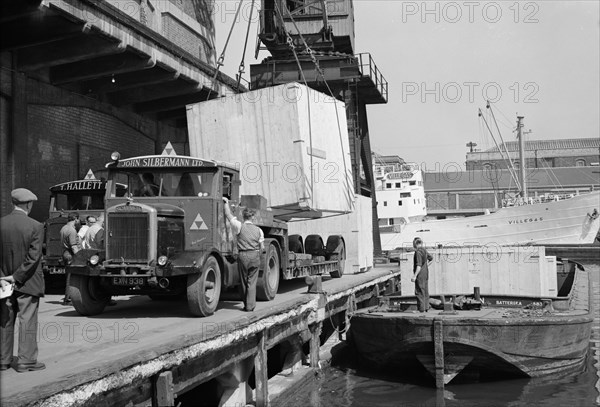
[
  {"x1": 67, "y1": 148, "x2": 258, "y2": 317},
  {"x1": 43, "y1": 172, "x2": 119, "y2": 276}
]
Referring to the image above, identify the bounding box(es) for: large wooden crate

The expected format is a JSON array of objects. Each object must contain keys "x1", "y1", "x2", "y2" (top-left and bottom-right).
[
  {"x1": 187, "y1": 83, "x2": 355, "y2": 219},
  {"x1": 397, "y1": 246, "x2": 558, "y2": 297}
]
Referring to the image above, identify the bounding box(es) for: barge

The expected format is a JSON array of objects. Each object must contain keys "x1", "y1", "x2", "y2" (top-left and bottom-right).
[{"x1": 348, "y1": 258, "x2": 593, "y2": 388}]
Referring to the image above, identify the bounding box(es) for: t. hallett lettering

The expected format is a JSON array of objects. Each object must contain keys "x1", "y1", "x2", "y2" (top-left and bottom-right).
[{"x1": 58, "y1": 180, "x2": 104, "y2": 191}]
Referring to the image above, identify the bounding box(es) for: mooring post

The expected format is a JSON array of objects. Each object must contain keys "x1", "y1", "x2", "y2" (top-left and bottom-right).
[
  {"x1": 254, "y1": 331, "x2": 269, "y2": 407},
  {"x1": 154, "y1": 371, "x2": 174, "y2": 407},
  {"x1": 310, "y1": 322, "x2": 322, "y2": 368},
  {"x1": 433, "y1": 318, "x2": 445, "y2": 390}
]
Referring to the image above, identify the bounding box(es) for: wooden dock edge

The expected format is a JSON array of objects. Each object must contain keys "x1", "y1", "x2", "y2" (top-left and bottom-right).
[{"x1": 9, "y1": 270, "x2": 401, "y2": 407}]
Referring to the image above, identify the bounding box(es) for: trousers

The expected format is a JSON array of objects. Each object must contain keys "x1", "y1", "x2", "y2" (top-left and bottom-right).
[
  {"x1": 1, "y1": 292, "x2": 39, "y2": 364},
  {"x1": 414, "y1": 273, "x2": 429, "y2": 312},
  {"x1": 238, "y1": 251, "x2": 260, "y2": 311}
]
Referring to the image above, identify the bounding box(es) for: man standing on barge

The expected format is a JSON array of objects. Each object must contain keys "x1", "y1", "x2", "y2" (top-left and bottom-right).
[{"x1": 411, "y1": 237, "x2": 433, "y2": 312}]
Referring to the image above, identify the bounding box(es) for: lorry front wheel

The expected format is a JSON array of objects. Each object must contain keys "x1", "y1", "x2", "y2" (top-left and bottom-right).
[
  {"x1": 257, "y1": 243, "x2": 280, "y2": 301},
  {"x1": 68, "y1": 274, "x2": 110, "y2": 316},
  {"x1": 187, "y1": 256, "x2": 222, "y2": 317}
]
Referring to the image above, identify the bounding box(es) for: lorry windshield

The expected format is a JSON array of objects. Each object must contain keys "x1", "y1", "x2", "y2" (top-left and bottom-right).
[
  {"x1": 110, "y1": 170, "x2": 216, "y2": 198},
  {"x1": 53, "y1": 193, "x2": 105, "y2": 211}
]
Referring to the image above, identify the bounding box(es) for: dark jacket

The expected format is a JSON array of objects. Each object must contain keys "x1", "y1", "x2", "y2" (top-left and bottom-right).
[{"x1": 0, "y1": 209, "x2": 45, "y2": 297}]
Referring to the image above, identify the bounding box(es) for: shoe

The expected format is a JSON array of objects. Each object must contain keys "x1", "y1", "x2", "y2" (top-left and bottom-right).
[
  {"x1": 61, "y1": 298, "x2": 72, "y2": 305},
  {"x1": 0, "y1": 363, "x2": 10, "y2": 371},
  {"x1": 16, "y1": 362, "x2": 45, "y2": 372}
]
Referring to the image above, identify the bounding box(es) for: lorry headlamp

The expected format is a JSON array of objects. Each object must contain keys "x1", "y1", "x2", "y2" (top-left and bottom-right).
[
  {"x1": 89, "y1": 255, "x2": 100, "y2": 266},
  {"x1": 158, "y1": 255, "x2": 168, "y2": 267},
  {"x1": 110, "y1": 151, "x2": 121, "y2": 161}
]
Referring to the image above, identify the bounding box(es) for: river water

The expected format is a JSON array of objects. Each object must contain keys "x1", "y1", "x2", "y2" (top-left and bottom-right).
[{"x1": 286, "y1": 262, "x2": 600, "y2": 407}]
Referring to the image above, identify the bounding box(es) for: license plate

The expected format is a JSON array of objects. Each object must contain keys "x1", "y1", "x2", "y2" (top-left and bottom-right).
[
  {"x1": 48, "y1": 268, "x2": 65, "y2": 275},
  {"x1": 112, "y1": 277, "x2": 145, "y2": 286}
]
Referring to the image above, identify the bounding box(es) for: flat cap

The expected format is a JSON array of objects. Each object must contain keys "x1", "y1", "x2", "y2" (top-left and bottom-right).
[{"x1": 11, "y1": 188, "x2": 38, "y2": 204}]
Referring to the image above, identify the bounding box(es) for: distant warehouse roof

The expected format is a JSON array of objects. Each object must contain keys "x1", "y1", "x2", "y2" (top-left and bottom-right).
[
  {"x1": 424, "y1": 166, "x2": 600, "y2": 192},
  {"x1": 484, "y1": 138, "x2": 600, "y2": 153}
]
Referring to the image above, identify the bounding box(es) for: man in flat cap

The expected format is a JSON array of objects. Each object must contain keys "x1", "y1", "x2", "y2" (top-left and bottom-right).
[{"x1": 0, "y1": 188, "x2": 46, "y2": 372}]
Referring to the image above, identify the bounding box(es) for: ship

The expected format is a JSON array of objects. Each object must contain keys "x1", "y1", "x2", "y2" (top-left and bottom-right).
[{"x1": 376, "y1": 112, "x2": 600, "y2": 251}]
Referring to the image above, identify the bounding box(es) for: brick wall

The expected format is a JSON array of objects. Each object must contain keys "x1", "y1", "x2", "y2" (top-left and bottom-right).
[
  {"x1": 1, "y1": 74, "x2": 187, "y2": 221},
  {"x1": 161, "y1": 14, "x2": 212, "y2": 63},
  {"x1": 0, "y1": 95, "x2": 11, "y2": 217},
  {"x1": 168, "y1": 0, "x2": 214, "y2": 29}
]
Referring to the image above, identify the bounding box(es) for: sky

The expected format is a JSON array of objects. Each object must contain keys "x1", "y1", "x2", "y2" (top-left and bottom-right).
[{"x1": 212, "y1": 1, "x2": 600, "y2": 170}]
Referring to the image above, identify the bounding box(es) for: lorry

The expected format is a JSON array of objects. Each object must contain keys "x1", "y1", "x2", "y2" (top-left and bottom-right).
[
  {"x1": 66, "y1": 149, "x2": 346, "y2": 317},
  {"x1": 42, "y1": 172, "x2": 123, "y2": 279}
]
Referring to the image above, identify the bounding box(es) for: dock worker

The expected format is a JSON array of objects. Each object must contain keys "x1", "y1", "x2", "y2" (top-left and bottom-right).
[
  {"x1": 83, "y1": 214, "x2": 104, "y2": 250},
  {"x1": 60, "y1": 213, "x2": 80, "y2": 305},
  {"x1": 222, "y1": 198, "x2": 264, "y2": 312},
  {"x1": 411, "y1": 237, "x2": 433, "y2": 313},
  {"x1": 0, "y1": 188, "x2": 46, "y2": 372},
  {"x1": 78, "y1": 215, "x2": 97, "y2": 248}
]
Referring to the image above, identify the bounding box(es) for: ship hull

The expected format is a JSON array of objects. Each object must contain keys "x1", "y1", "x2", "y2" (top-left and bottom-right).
[{"x1": 381, "y1": 191, "x2": 600, "y2": 250}]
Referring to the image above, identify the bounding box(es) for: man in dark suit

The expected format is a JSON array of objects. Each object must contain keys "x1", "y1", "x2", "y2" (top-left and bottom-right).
[{"x1": 0, "y1": 188, "x2": 46, "y2": 372}]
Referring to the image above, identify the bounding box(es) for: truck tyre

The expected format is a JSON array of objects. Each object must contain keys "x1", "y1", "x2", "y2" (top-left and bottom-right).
[
  {"x1": 326, "y1": 236, "x2": 346, "y2": 278},
  {"x1": 68, "y1": 274, "x2": 110, "y2": 316},
  {"x1": 288, "y1": 235, "x2": 304, "y2": 253},
  {"x1": 305, "y1": 235, "x2": 326, "y2": 257},
  {"x1": 257, "y1": 242, "x2": 280, "y2": 301},
  {"x1": 187, "y1": 255, "x2": 222, "y2": 317}
]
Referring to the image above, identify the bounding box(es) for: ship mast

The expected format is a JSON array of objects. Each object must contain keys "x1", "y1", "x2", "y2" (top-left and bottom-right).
[{"x1": 517, "y1": 116, "x2": 527, "y2": 199}]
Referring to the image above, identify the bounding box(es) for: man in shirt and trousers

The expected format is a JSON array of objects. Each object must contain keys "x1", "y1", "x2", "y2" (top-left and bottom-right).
[
  {"x1": 223, "y1": 198, "x2": 264, "y2": 312},
  {"x1": 411, "y1": 237, "x2": 433, "y2": 313},
  {"x1": 0, "y1": 188, "x2": 46, "y2": 372},
  {"x1": 60, "y1": 213, "x2": 80, "y2": 305}
]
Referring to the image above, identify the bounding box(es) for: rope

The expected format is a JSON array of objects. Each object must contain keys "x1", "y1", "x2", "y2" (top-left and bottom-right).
[
  {"x1": 283, "y1": 4, "x2": 354, "y2": 210},
  {"x1": 207, "y1": 0, "x2": 244, "y2": 100},
  {"x1": 488, "y1": 102, "x2": 520, "y2": 184},
  {"x1": 236, "y1": 0, "x2": 256, "y2": 90},
  {"x1": 323, "y1": 291, "x2": 355, "y2": 335}
]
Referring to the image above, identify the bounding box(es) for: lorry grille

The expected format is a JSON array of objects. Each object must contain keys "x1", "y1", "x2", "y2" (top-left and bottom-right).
[{"x1": 107, "y1": 213, "x2": 149, "y2": 262}]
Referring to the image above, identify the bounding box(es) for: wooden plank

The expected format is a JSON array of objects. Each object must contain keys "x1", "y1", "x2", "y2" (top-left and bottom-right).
[
  {"x1": 433, "y1": 318, "x2": 444, "y2": 389},
  {"x1": 154, "y1": 371, "x2": 174, "y2": 407},
  {"x1": 254, "y1": 332, "x2": 269, "y2": 407}
]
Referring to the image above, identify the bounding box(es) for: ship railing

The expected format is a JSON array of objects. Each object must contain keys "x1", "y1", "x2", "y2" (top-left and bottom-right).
[{"x1": 501, "y1": 193, "x2": 578, "y2": 207}]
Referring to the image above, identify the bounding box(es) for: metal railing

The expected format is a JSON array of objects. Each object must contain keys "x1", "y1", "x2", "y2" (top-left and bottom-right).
[{"x1": 356, "y1": 53, "x2": 388, "y2": 102}]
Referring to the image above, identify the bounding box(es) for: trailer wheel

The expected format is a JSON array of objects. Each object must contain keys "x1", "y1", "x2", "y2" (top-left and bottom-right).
[
  {"x1": 326, "y1": 236, "x2": 346, "y2": 278},
  {"x1": 187, "y1": 255, "x2": 222, "y2": 317},
  {"x1": 288, "y1": 234, "x2": 304, "y2": 253},
  {"x1": 305, "y1": 235, "x2": 326, "y2": 257},
  {"x1": 257, "y1": 242, "x2": 280, "y2": 301},
  {"x1": 68, "y1": 274, "x2": 110, "y2": 316}
]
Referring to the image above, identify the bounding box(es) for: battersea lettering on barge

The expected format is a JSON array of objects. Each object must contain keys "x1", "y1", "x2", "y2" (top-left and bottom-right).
[{"x1": 117, "y1": 156, "x2": 209, "y2": 168}]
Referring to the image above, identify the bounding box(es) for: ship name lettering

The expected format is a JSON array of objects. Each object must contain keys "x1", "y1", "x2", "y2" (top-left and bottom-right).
[{"x1": 508, "y1": 217, "x2": 543, "y2": 225}]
